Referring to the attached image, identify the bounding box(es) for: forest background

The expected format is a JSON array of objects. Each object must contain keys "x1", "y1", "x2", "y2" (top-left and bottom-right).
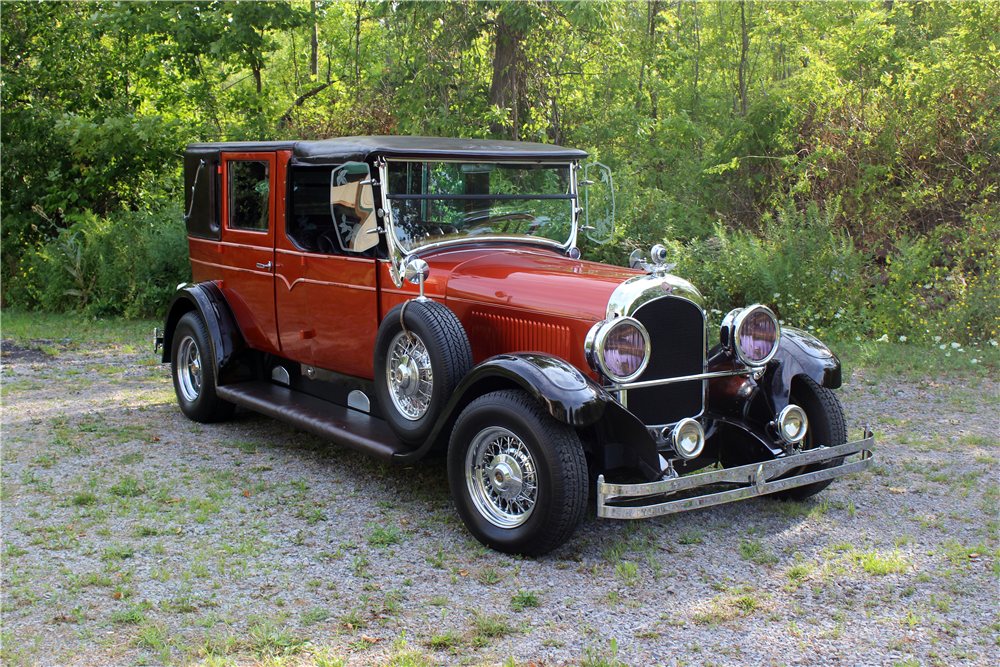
[{"x1": 2, "y1": 0, "x2": 998, "y2": 347}]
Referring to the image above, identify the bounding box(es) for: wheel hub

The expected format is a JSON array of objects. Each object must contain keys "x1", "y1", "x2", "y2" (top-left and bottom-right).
[
  {"x1": 175, "y1": 335, "x2": 203, "y2": 403},
  {"x1": 392, "y1": 355, "x2": 420, "y2": 395},
  {"x1": 486, "y1": 454, "x2": 523, "y2": 499}
]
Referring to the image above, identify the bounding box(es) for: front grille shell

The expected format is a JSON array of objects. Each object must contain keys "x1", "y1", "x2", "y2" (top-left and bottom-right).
[{"x1": 623, "y1": 296, "x2": 706, "y2": 427}]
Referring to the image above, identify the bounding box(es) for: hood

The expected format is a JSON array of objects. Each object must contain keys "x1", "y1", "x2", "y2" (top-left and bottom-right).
[{"x1": 439, "y1": 247, "x2": 642, "y2": 322}]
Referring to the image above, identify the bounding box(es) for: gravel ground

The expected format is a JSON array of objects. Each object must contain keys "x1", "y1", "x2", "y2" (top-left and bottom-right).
[{"x1": 2, "y1": 340, "x2": 998, "y2": 667}]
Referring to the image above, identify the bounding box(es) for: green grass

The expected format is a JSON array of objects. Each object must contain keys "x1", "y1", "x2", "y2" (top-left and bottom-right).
[
  {"x1": 300, "y1": 607, "x2": 331, "y2": 626},
  {"x1": 838, "y1": 340, "x2": 1000, "y2": 380},
  {"x1": 247, "y1": 619, "x2": 308, "y2": 657},
  {"x1": 2, "y1": 311, "x2": 159, "y2": 352},
  {"x1": 739, "y1": 539, "x2": 778, "y2": 566},
  {"x1": 511, "y1": 589, "x2": 540, "y2": 611},
  {"x1": 470, "y1": 612, "x2": 516, "y2": 646},
  {"x1": 367, "y1": 523, "x2": 403, "y2": 547},
  {"x1": 426, "y1": 630, "x2": 463, "y2": 649},
  {"x1": 854, "y1": 550, "x2": 908, "y2": 575}
]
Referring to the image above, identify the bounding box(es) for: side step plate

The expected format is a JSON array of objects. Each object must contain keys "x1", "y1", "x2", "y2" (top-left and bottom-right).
[{"x1": 216, "y1": 381, "x2": 411, "y2": 461}]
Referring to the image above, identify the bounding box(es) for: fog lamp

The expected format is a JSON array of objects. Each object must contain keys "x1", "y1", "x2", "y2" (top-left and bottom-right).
[
  {"x1": 668, "y1": 418, "x2": 705, "y2": 460},
  {"x1": 775, "y1": 404, "x2": 809, "y2": 444}
]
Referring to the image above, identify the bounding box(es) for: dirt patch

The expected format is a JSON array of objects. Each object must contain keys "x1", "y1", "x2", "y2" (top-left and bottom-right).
[{"x1": 0, "y1": 339, "x2": 54, "y2": 363}]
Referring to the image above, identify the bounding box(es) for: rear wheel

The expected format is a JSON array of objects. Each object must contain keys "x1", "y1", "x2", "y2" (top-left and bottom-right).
[
  {"x1": 448, "y1": 390, "x2": 587, "y2": 556},
  {"x1": 171, "y1": 312, "x2": 235, "y2": 423},
  {"x1": 774, "y1": 375, "x2": 846, "y2": 500}
]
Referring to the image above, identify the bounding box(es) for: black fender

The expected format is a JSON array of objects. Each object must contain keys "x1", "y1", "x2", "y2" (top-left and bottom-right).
[
  {"x1": 395, "y1": 353, "x2": 662, "y2": 479},
  {"x1": 161, "y1": 282, "x2": 246, "y2": 378},
  {"x1": 704, "y1": 327, "x2": 842, "y2": 460},
  {"x1": 768, "y1": 327, "x2": 842, "y2": 413}
]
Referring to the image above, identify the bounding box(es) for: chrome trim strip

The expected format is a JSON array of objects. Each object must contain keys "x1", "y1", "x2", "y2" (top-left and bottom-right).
[
  {"x1": 190, "y1": 258, "x2": 275, "y2": 278},
  {"x1": 596, "y1": 435, "x2": 874, "y2": 519},
  {"x1": 275, "y1": 247, "x2": 374, "y2": 263},
  {"x1": 189, "y1": 237, "x2": 273, "y2": 252},
  {"x1": 608, "y1": 368, "x2": 758, "y2": 393}
]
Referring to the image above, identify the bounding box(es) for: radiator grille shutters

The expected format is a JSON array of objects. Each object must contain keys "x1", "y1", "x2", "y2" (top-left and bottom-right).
[
  {"x1": 469, "y1": 311, "x2": 572, "y2": 361},
  {"x1": 626, "y1": 297, "x2": 705, "y2": 425}
]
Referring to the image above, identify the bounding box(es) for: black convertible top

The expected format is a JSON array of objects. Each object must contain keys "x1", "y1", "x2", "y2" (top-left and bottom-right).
[
  {"x1": 183, "y1": 136, "x2": 586, "y2": 241},
  {"x1": 186, "y1": 136, "x2": 588, "y2": 165}
]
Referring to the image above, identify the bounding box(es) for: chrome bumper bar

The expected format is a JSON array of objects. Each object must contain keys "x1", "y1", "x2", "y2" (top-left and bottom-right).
[{"x1": 597, "y1": 432, "x2": 874, "y2": 519}]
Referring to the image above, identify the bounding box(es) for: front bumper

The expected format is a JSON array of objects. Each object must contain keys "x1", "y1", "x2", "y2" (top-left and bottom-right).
[{"x1": 597, "y1": 431, "x2": 874, "y2": 519}]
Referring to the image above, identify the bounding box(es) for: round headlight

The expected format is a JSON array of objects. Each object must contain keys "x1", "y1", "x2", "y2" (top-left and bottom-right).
[
  {"x1": 669, "y1": 418, "x2": 705, "y2": 459},
  {"x1": 585, "y1": 317, "x2": 650, "y2": 383},
  {"x1": 732, "y1": 305, "x2": 780, "y2": 366},
  {"x1": 775, "y1": 404, "x2": 808, "y2": 444}
]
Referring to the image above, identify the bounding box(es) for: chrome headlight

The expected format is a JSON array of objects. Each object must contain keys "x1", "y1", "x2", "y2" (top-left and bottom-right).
[
  {"x1": 722, "y1": 305, "x2": 780, "y2": 366},
  {"x1": 585, "y1": 317, "x2": 650, "y2": 383}
]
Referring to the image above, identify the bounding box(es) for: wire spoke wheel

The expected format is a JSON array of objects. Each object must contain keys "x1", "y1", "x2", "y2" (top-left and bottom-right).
[
  {"x1": 385, "y1": 331, "x2": 434, "y2": 421},
  {"x1": 466, "y1": 427, "x2": 538, "y2": 528},
  {"x1": 448, "y1": 389, "x2": 587, "y2": 556},
  {"x1": 176, "y1": 335, "x2": 203, "y2": 402}
]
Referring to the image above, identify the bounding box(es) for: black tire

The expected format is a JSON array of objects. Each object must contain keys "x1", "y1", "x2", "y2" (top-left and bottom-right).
[
  {"x1": 448, "y1": 389, "x2": 588, "y2": 557},
  {"x1": 773, "y1": 375, "x2": 847, "y2": 501},
  {"x1": 170, "y1": 311, "x2": 235, "y2": 423},
  {"x1": 374, "y1": 300, "x2": 473, "y2": 445}
]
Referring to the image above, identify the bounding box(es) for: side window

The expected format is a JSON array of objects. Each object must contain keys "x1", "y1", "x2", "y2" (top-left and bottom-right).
[
  {"x1": 288, "y1": 166, "x2": 340, "y2": 253},
  {"x1": 288, "y1": 164, "x2": 378, "y2": 255},
  {"x1": 229, "y1": 160, "x2": 270, "y2": 231}
]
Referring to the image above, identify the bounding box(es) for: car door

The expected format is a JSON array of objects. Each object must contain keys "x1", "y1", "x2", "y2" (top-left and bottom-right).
[
  {"x1": 276, "y1": 161, "x2": 380, "y2": 379},
  {"x1": 218, "y1": 152, "x2": 280, "y2": 354}
]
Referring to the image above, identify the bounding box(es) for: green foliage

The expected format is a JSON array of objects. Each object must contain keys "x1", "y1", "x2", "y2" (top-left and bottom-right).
[
  {"x1": 11, "y1": 206, "x2": 190, "y2": 317},
  {"x1": 1, "y1": 0, "x2": 997, "y2": 341}
]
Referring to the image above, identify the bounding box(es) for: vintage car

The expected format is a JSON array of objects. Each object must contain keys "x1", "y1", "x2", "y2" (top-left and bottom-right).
[{"x1": 157, "y1": 136, "x2": 873, "y2": 556}]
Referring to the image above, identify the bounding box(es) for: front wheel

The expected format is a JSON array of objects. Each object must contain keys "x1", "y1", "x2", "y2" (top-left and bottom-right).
[
  {"x1": 773, "y1": 375, "x2": 847, "y2": 500},
  {"x1": 170, "y1": 312, "x2": 235, "y2": 423},
  {"x1": 448, "y1": 390, "x2": 587, "y2": 556}
]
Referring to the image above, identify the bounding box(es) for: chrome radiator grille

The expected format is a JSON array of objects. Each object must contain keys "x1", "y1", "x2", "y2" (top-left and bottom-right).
[{"x1": 626, "y1": 297, "x2": 705, "y2": 426}]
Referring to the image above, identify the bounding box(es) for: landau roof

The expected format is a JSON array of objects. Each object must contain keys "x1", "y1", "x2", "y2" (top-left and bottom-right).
[{"x1": 186, "y1": 136, "x2": 589, "y2": 165}]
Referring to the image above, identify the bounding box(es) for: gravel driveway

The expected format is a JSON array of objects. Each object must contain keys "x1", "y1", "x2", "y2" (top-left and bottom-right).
[{"x1": 2, "y1": 340, "x2": 997, "y2": 666}]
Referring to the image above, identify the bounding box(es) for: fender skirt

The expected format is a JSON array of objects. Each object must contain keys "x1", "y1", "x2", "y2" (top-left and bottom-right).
[
  {"x1": 161, "y1": 282, "x2": 246, "y2": 379},
  {"x1": 395, "y1": 353, "x2": 662, "y2": 479},
  {"x1": 768, "y1": 327, "x2": 842, "y2": 413}
]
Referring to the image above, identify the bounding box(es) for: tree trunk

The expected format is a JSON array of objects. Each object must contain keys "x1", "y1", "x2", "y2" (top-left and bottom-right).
[
  {"x1": 310, "y1": 1, "x2": 319, "y2": 78},
  {"x1": 354, "y1": 1, "x2": 365, "y2": 90},
  {"x1": 489, "y1": 11, "x2": 525, "y2": 139},
  {"x1": 739, "y1": 0, "x2": 750, "y2": 117}
]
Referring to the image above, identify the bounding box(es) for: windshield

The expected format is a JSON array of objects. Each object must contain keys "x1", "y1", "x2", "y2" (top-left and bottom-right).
[{"x1": 384, "y1": 161, "x2": 575, "y2": 252}]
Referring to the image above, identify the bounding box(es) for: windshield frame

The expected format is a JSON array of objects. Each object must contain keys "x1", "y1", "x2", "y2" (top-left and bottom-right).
[{"x1": 377, "y1": 158, "x2": 580, "y2": 285}]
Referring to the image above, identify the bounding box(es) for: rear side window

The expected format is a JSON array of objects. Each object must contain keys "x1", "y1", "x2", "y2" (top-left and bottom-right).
[{"x1": 229, "y1": 160, "x2": 270, "y2": 231}]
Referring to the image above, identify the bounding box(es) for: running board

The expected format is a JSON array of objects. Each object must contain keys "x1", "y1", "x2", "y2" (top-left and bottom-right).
[{"x1": 216, "y1": 381, "x2": 411, "y2": 461}]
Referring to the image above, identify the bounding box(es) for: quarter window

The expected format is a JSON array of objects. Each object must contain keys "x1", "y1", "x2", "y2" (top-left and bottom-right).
[{"x1": 229, "y1": 161, "x2": 270, "y2": 231}]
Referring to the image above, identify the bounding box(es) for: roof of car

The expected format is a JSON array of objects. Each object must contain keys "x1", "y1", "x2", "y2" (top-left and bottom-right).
[{"x1": 186, "y1": 136, "x2": 588, "y2": 164}]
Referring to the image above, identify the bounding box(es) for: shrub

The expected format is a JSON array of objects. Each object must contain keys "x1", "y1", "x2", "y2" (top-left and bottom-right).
[{"x1": 10, "y1": 204, "x2": 190, "y2": 318}]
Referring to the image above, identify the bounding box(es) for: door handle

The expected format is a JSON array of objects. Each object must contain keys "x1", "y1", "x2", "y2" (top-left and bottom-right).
[{"x1": 256, "y1": 262, "x2": 273, "y2": 271}]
